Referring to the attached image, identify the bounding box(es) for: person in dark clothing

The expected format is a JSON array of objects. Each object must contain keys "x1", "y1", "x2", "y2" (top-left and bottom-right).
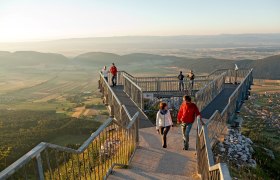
[
  {"x1": 178, "y1": 71, "x2": 185, "y2": 91},
  {"x1": 156, "y1": 102, "x2": 173, "y2": 148},
  {"x1": 110, "y1": 63, "x2": 118, "y2": 87}
]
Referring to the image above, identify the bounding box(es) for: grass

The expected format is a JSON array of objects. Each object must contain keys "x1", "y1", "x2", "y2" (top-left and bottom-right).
[{"x1": 50, "y1": 134, "x2": 91, "y2": 146}]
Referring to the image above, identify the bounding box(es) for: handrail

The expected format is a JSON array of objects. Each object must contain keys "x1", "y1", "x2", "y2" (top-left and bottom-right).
[
  {"x1": 123, "y1": 74, "x2": 142, "y2": 91},
  {"x1": 195, "y1": 72, "x2": 227, "y2": 111},
  {"x1": 99, "y1": 71, "x2": 122, "y2": 106},
  {"x1": 0, "y1": 109, "x2": 140, "y2": 179},
  {"x1": 196, "y1": 68, "x2": 253, "y2": 180},
  {"x1": 197, "y1": 119, "x2": 231, "y2": 180},
  {"x1": 123, "y1": 73, "x2": 144, "y2": 109},
  {"x1": 122, "y1": 105, "x2": 132, "y2": 120},
  {"x1": 196, "y1": 72, "x2": 226, "y2": 95},
  {"x1": 225, "y1": 68, "x2": 253, "y2": 112}
]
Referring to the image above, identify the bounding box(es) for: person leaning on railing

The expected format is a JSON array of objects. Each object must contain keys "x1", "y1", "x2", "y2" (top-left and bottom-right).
[{"x1": 177, "y1": 95, "x2": 205, "y2": 150}]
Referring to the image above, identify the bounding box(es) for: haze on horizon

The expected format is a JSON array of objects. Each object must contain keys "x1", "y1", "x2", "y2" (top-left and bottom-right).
[{"x1": 0, "y1": 0, "x2": 280, "y2": 42}]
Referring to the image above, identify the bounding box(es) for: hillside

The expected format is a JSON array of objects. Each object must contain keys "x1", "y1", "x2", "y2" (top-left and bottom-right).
[
  {"x1": 0, "y1": 51, "x2": 279, "y2": 79},
  {"x1": 0, "y1": 51, "x2": 69, "y2": 68},
  {"x1": 74, "y1": 52, "x2": 280, "y2": 79}
]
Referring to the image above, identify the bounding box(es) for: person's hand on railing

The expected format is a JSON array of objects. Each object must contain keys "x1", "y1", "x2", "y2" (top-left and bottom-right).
[{"x1": 197, "y1": 116, "x2": 206, "y2": 126}]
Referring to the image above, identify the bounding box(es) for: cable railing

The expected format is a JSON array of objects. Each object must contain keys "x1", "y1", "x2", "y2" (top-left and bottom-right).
[{"x1": 196, "y1": 68, "x2": 253, "y2": 180}]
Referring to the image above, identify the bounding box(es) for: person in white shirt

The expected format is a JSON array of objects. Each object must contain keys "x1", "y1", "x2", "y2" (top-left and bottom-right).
[
  {"x1": 101, "y1": 66, "x2": 109, "y2": 82},
  {"x1": 156, "y1": 102, "x2": 173, "y2": 148}
]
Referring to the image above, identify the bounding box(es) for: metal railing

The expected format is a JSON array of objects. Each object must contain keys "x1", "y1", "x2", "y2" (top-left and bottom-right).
[
  {"x1": 195, "y1": 72, "x2": 227, "y2": 111},
  {"x1": 196, "y1": 68, "x2": 253, "y2": 180},
  {"x1": 0, "y1": 114, "x2": 139, "y2": 180},
  {"x1": 134, "y1": 76, "x2": 210, "y2": 93},
  {"x1": 123, "y1": 74, "x2": 144, "y2": 110},
  {"x1": 206, "y1": 69, "x2": 253, "y2": 146},
  {"x1": 196, "y1": 121, "x2": 231, "y2": 180}
]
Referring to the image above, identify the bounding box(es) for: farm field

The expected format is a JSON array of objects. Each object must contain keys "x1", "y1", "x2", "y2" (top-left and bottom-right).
[{"x1": 0, "y1": 65, "x2": 108, "y2": 171}]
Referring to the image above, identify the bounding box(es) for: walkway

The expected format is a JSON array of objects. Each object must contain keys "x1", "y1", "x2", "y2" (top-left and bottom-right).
[
  {"x1": 112, "y1": 85, "x2": 153, "y2": 128},
  {"x1": 109, "y1": 84, "x2": 237, "y2": 179},
  {"x1": 109, "y1": 126, "x2": 200, "y2": 180},
  {"x1": 201, "y1": 84, "x2": 238, "y2": 119}
]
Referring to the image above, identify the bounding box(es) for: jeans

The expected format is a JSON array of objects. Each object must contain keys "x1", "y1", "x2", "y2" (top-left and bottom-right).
[
  {"x1": 189, "y1": 80, "x2": 194, "y2": 95},
  {"x1": 159, "y1": 126, "x2": 171, "y2": 147},
  {"x1": 179, "y1": 80, "x2": 184, "y2": 91},
  {"x1": 181, "y1": 123, "x2": 193, "y2": 149},
  {"x1": 111, "y1": 75, "x2": 117, "y2": 86},
  {"x1": 189, "y1": 80, "x2": 194, "y2": 89},
  {"x1": 104, "y1": 77, "x2": 108, "y2": 82}
]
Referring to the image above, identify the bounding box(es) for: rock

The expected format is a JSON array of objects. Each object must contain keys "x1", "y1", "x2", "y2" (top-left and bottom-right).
[
  {"x1": 237, "y1": 152, "x2": 243, "y2": 156},
  {"x1": 241, "y1": 154, "x2": 248, "y2": 161},
  {"x1": 246, "y1": 138, "x2": 253, "y2": 144},
  {"x1": 224, "y1": 140, "x2": 230, "y2": 145},
  {"x1": 214, "y1": 126, "x2": 257, "y2": 169},
  {"x1": 218, "y1": 142, "x2": 224, "y2": 148},
  {"x1": 236, "y1": 144, "x2": 242, "y2": 150}
]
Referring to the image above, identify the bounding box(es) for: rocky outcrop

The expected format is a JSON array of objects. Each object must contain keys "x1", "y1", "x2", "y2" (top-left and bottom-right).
[{"x1": 214, "y1": 128, "x2": 257, "y2": 169}]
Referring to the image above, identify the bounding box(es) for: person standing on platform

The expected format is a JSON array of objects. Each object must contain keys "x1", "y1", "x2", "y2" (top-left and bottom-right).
[
  {"x1": 187, "y1": 70, "x2": 195, "y2": 92},
  {"x1": 178, "y1": 71, "x2": 185, "y2": 91},
  {"x1": 101, "y1": 66, "x2": 109, "y2": 82},
  {"x1": 110, "y1": 63, "x2": 118, "y2": 87},
  {"x1": 177, "y1": 95, "x2": 204, "y2": 150},
  {"x1": 156, "y1": 102, "x2": 173, "y2": 148}
]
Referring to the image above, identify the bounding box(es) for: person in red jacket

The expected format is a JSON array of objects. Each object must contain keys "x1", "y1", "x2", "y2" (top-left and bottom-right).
[
  {"x1": 177, "y1": 95, "x2": 205, "y2": 150},
  {"x1": 110, "y1": 63, "x2": 118, "y2": 87}
]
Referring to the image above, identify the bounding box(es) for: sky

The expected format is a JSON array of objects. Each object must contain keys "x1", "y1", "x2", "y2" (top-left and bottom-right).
[{"x1": 0, "y1": 0, "x2": 280, "y2": 42}]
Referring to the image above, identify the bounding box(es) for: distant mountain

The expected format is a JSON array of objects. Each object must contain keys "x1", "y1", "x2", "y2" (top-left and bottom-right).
[
  {"x1": 0, "y1": 51, "x2": 279, "y2": 79},
  {"x1": 0, "y1": 51, "x2": 68, "y2": 67},
  {"x1": 74, "y1": 52, "x2": 280, "y2": 79},
  {"x1": 1, "y1": 34, "x2": 280, "y2": 58}
]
